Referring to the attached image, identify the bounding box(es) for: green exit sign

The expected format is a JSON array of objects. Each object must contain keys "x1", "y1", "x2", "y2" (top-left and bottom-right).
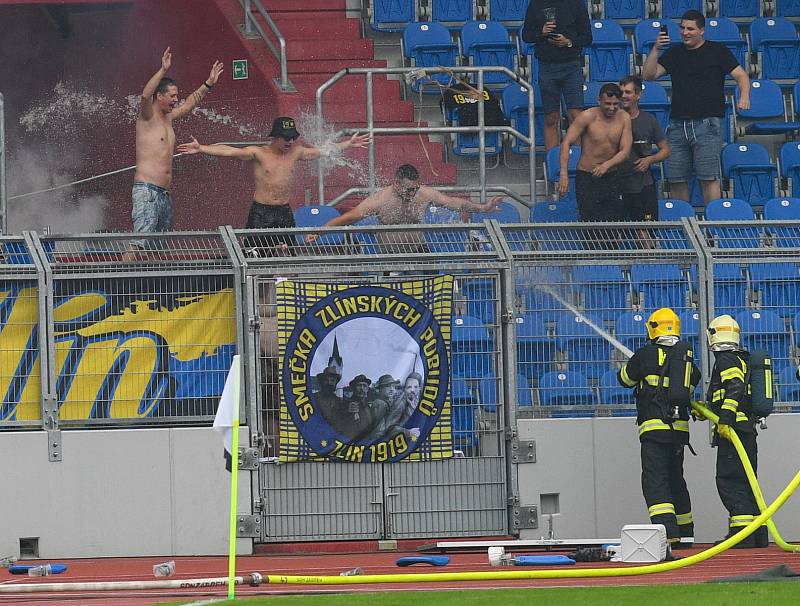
[{"x1": 232, "y1": 59, "x2": 249, "y2": 80}]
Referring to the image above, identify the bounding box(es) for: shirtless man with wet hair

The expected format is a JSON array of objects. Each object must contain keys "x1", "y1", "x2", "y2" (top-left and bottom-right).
[
  {"x1": 559, "y1": 82, "x2": 632, "y2": 222},
  {"x1": 178, "y1": 118, "x2": 370, "y2": 255},
  {"x1": 304, "y1": 164, "x2": 502, "y2": 251},
  {"x1": 124, "y1": 47, "x2": 223, "y2": 261}
]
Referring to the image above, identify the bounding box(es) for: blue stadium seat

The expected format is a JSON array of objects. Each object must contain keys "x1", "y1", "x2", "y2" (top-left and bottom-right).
[
  {"x1": 721, "y1": 142, "x2": 778, "y2": 205},
  {"x1": 402, "y1": 22, "x2": 460, "y2": 94},
  {"x1": 678, "y1": 309, "x2": 701, "y2": 355},
  {"x1": 461, "y1": 21, "x2": 517, "y2": 88},
  {"x1": 780, "y1": 141, "x2": 800, "y2": 197},
  {"x1": 471, "y1": 200, "x2": 522, "y2": 224},
  {"x1": 658, "y1": 198, "x2": 694, "y2": 220},
  {"x1": 460, "y1": 277, "x2": 497, "y2": 324},
  {"x1": 703, "y1": 263, "x2": 747, "y2": 314},
  {"x1": 557, "y1": 312, "x2": 613, "y2": 380},
  {"x1": 450, "y1": 376, "x2": 479, "y2": 450},
  {"x1": 371, "y1": 0, "x2": 417, "y2": 32},
  {"x1": 615, "y1": 310, "x2": 650, "y2": 352},
  {"x1": 736, "y1": 309, "x2": 793, "y2": 370},
  {"x1": 705, "y1": 197, "x2": 761, "y2": 247},
  {"x1": 572, "y1": 265, "x2": 630, "y2": 319},
  {"x1": 704, "y1": 17, "x2": 749, "y2": 68},
  {"x1": 735, "y1": 79, "x2": 800, "y2": 136},
  {"x1": 776, "y1": 0, "x2": 800, "y2": 17},
  {"x1": 582, "y1": 80, "x2": 603, "y2": 108},
  {"x1": 478, "y1": 373, "x2": 534, "y2": 412},
  {"x1": 602, "y1": 0, "x2": 646, "y2": 20},
  {"x1": 517, "y1": 25, "x2": 539, "y2": 83},
  {"x1": 659, "y1": 0, "x2": 703, "y2": 20},
  {"x1": 545, "y1": 145, "x2": 581, "y2": 203},
  {"x1": 600, "y1": 369, "x2": 635, "y2": 407},
  {"x1": 750, "y1": 17, "x2": 800, "y2": 80},
  {"x1": 630, "y1": 263, "x2": 687, "y2": 310},
  {"x1": 516, "y1": 266, "x2": 575, "y2": 319},
  {"x1": 640, "y1": 80, "x2": 670, "y2": 131},
  {"x1": 587, "y1": 20, "x2": 632, "y2": 82},
  {"x1": 749, "y1": 262, "x2": 800, "y2": 317},
  {"x1": 352, "y1": 214, "x2": 379, "y2": 254},
  {"x1": 451, "y1": 107, "x2": 502, "y2": 156},
  {"x1": 294, "y1": 206, "x2": 343, "y2": 246},
  {"x1": 763, "y1": 197, "x2": 800, "y2": 246},
  {"x1": 516, "y1": 312, "x2": 558, "y2": 381},
  {"x1": 502, "y1": 82, "x2": 543, "y2": 151},
  {"x1": 634, "y1": 20, "x2": 682, "y2": 66},
  {"x1": 538, "y1": 370, "x2": 596, "y2": 409},
  {"x1": 717, "y1": 0, "x2": 761, "y2": 19},
  {"x1": 529, "y1": 199, "x2": 583, "y2": 251},
  {"x1": 431, "y1": 0, "x2": 474, "y2": 28},
  {"x1": 424, "y1": 205, "x2": 468, "y2": 252},
  {"x1": 489, "y1": 0, "x2": 528, "y2": 26},
  {"x1": 451, "y1": 315, "x2": 494, "y2": 377}
]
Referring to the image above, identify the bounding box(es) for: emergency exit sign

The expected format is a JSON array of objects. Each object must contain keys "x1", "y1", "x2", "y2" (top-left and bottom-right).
[{"x1": 233, "y1": 59, "x2": 249, "y2": 80}]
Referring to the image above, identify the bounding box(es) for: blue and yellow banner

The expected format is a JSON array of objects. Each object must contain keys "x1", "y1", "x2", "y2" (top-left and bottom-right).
[
  {"x1": 278, "y1": 276, "x2": 454, "y2": 463},
  {"x1": 0, "y1": 279, "x2": 236, "y2": 422}
]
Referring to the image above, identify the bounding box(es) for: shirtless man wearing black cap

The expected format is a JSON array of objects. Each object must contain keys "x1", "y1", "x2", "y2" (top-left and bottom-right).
[{"x1": 178, "y1": 116, "x2": 369, "y2": 254}]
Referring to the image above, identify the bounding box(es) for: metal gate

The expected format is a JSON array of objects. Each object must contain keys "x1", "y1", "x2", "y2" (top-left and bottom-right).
[{"x1": 240, "y1": 223, "x2": 511, "y2": 542}]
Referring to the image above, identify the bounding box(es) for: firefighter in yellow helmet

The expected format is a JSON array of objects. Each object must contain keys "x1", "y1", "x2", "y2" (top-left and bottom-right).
[
  {"x1": 706, "y1": 314, "x2": 767, "y2": 548},
  {"x1": 618, "y1": 308, "x2": 701, "y2": 549}
]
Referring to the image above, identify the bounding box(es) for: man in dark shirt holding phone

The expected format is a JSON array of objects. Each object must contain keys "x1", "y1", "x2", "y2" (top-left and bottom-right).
[
  {"x1": 522, "y1": 0, "x2": 593, "y2": 150},
  {"x1": 643, "y1": 10, "x2": 750, "y2": 205}
]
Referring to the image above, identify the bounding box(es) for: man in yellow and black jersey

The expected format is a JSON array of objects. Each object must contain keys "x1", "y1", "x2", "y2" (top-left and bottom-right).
[
  {"x1": 618, "y1": 308, "x2": 701, "y2": 549},
  {"x1": 706, "y1": 314, "x2": 768, "y2": 548}
]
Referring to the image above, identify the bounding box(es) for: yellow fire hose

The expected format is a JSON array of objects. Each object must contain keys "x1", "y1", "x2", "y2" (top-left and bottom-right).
[{"x1": 690, "y1": 400, "x2": 800, "y2": 553}]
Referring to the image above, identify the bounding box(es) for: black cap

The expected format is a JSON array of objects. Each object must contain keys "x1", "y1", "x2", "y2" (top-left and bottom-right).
[{"x1": 269, "y1": 117, "x2": 300, "y2": 139}]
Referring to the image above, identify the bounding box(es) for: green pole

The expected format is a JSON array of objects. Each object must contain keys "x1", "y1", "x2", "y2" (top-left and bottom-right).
[{"x1": 227, "y1": 355, "x2": 241, "y2": 599}]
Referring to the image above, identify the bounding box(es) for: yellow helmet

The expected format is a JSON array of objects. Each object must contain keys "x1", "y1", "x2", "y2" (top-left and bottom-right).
[
  {"x1": 646, "y1": 308, "x2": 681, "y2": 340},
  {"x1": 707, "y1": 314, "x2": 740, "y2": 347}
]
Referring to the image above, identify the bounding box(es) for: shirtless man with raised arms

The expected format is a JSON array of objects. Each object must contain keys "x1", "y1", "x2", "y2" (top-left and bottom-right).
[
  {"x1": 559, "y1": 82, "x2": 632, "y2": 222},
  {"x1": 304, "y1": 164, "x2": 502, "y2": 252},
  {"x1": 125, "y1": 47, "x2": 223, "y2": 260},
  {"x1": 177, "y1": 118, "x2": 369, "y2": 255}
]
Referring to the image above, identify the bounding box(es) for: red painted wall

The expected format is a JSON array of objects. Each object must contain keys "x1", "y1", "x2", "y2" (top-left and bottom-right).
[{"x1": 2, "y1": 0, "x2": 281, "y2": 232}]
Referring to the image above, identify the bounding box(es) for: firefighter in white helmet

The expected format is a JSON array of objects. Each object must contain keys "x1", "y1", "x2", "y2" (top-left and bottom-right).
[
  {"x1": 619, "y1": 308, "x2": 700, "y2": 549},
  {"x1": 706, "y1": 314, "x2": 767, "y2": 548}
]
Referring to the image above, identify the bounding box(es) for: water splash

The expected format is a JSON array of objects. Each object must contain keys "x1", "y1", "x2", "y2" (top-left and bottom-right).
[
  {"x1": 294, "y1": 110, "x2": 369, "y2": 184},
  {"x1": 20, "y1": 82, "x2": 125, "y2": 134}
]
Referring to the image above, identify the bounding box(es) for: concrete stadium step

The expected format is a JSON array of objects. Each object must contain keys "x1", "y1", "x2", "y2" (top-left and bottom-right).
[
  {"x1": 285, "y1": 38, "x2": 375, "y2": 61},
  {"x1": 261, "y1": 0, "x2": 346, "y2": 12},
  {"x1": 291, "y1": 74, "x2": 402, "y2": 101},
  {"x1": 287, "y1": 58, "x2": 388, "y2": 75},
  {"x1": 281, "y1": 97, "x2": 415, "y2": 123},
  {"x1": 271, "y1": 16, "x2": 361, "y2": 39}
]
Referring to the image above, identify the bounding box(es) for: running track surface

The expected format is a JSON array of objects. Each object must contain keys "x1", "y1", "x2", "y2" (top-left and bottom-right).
[{"x1": 1, "y1": 546, "x2": 798, "y2": 606}]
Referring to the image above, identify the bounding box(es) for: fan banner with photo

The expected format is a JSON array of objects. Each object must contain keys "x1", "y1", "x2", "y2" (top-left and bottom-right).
[{"x1": 277, "y1": 276, "x2": 454, "y2": 463}]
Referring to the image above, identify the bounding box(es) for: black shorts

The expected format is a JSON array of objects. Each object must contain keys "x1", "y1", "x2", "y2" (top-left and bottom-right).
[
  {"x1": 623, "y1": 184, "x2": 659, "y2": 221},
  {"x1": 244, "y1": 202, "x2": 296, "y2": 254},
  {"x1": 575, "y1": 170, "x2": 624, "y2": 222}
]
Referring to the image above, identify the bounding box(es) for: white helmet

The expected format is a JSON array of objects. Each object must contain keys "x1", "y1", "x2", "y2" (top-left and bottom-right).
[{"x1": 707, "y1": 314, "x2": 740, "y2": 348}]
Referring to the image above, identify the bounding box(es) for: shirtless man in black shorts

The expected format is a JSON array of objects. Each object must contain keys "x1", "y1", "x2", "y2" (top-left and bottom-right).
[
  {"x1": 177, "y1": 117, "x2": 369, "y2": 255},
  {"x1": 558, "y1": 83, "x2": 632, "y2": 223}
]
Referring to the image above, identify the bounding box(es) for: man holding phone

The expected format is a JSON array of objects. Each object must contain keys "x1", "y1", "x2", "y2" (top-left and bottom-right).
[
  {"x1": 643, "y1": 10, "x2": 750, "y2": 205},
  {"x1": 522, "y1": 0, "x2": 593, "y2": 150}
]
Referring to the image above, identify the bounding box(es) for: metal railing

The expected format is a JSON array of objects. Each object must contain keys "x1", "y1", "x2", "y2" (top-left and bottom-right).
[
  {"x1": 315, "y1": 66, "x2": 536, "y2": 208},
  {"x1": 240, "y1": 0, "x2": 295, "y2": 93},
  {"x1": 1, "y1": 92, "x2": 6, "y2": 235}
]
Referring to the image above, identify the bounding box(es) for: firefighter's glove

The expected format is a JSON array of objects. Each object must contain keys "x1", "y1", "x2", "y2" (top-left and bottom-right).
[{"x1": 717, "y1": 424, "x2": 733, "y2": 442}]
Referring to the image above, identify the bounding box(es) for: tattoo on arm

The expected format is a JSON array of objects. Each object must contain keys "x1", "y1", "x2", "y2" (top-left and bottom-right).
[{"x1": 191, "y1": 87, "x2": 208, "y2": 105}]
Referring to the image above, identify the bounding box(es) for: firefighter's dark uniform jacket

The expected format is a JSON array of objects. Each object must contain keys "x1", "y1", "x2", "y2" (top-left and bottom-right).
[
  {"x1": 618, "y1": 342, "x2": 701, "y2": 443},
  {"x1": 707, "y1": 350, "x2": 754, "y2": 433}
]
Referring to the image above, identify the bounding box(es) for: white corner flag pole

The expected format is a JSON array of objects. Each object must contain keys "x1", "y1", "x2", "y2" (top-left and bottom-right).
[{"x1": 227, "y1": 355, "x2": 241, "y2": 600}]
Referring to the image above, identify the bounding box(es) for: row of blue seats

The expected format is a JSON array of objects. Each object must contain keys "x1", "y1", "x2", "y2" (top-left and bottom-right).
[
  {"x1": 371, "y1": 0, "x2": 800, "y2": 33},
  {"x1": 549, "y1": 142, "x2": 800, "y2": 206}
]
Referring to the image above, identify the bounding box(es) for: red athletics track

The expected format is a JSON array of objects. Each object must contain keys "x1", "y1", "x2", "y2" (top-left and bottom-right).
[{"x1": 1, "y1": 546, "x2": 798, "y2": 606}]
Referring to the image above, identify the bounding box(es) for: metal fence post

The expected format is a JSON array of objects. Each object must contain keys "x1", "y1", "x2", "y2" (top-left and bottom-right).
[{"x1": 1, "y1": 92, "x2": 6, "y2": 235}]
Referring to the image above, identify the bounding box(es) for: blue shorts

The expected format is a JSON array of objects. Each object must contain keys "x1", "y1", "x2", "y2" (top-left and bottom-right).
[
  {"x1": 666, "y1": 118, "x2": 723, "y2": 182},
  {"x1": 131, "y1": 182, "x2": 173, "y2": 248},
  {"x1": 538, "y1": 60, "x2": 584, "y2": 115}
]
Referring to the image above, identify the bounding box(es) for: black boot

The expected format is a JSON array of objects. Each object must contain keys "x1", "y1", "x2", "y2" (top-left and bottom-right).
[{"x1": 754, "y1": 526, "x2": 769, "y2": 548}]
